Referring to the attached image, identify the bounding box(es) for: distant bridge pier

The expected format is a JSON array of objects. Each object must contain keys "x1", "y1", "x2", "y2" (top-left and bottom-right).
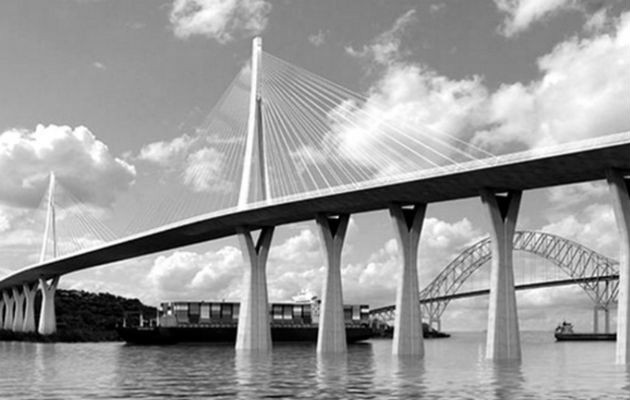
[
  {"x1": 0, "y1": 297, "x2": 4, "y2": 328},
  {"x1": 22, "y1": 282, "x2": 38, "y2": 332},
  {"x1": 607, "y1": 169, "x2": 630, "y2": 364},
  {"x1": 593, "y1": 306, "x2": 611, "y2": 334},
  {"x1": 235, "y1": 227, "x2": 274, "y2": 351},
  {"x1": 38, "y1": 277, "x2": 59, "y2": 335},
  {"x1": 316, "y1": 213, "x2": 350, "y2": 354},
  {"x1": 481, "y1": 189, "x2": 522, "y2": 361},
  {"x1": 389, "y1": 203, "x2": 426, "y2": 356},
  {"x1": 11, "y1": 287, "x2": 25, "y2": 332},
  {"x1": 2, "y1": 290, "x2": 15, "y2": 330},
  {"x1": 594, "y1": 306, "x2": 601, "y2": 334}
]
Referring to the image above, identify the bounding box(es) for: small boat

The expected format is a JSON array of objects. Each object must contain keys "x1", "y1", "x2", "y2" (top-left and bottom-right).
[
  {"x1": 369, "y1": 321, "x2": 450, "y2": 339},
  {"x1": 554, "y1": 321, "x2": 616, "y2": 341}
]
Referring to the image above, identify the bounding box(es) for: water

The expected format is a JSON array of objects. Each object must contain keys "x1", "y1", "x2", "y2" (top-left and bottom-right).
[{"x1": 1, "y1": 332, "x2": 629, "y2": 399}]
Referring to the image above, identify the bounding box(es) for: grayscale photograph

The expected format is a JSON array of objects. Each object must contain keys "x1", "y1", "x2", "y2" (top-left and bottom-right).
[{"x1": 1, "y1": 0, "x2": 629, "y2": 398}]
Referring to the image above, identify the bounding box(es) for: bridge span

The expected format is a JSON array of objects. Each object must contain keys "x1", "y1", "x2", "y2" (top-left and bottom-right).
[
  {"x1": 371, "y1": 229, "x2": 620, "y2": 332},
  {"x1": 1, "y1": 135, "x2": 627, "y2": 288},
  {"x1": 371, "y1": 275, "x2": 619, "y2": 326},
  {"x1": 0, "y1": 38, "x2": 629, "y2": 363}
]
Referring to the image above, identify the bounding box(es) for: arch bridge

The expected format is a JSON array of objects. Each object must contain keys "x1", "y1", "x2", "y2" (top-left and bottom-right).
[{"x1": 371, "y1": 230, "x2": 619, "y2": 332}]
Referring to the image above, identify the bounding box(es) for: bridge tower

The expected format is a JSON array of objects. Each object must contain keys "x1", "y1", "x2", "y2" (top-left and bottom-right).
[
  {"x1": 235, "y1": 37, "x2": 274, "y2": 352},
  {"x1": 40, "y1": 172, "x2": 58, "y2": 262},
  {"x1": 238, "y1": 36, "x2": 269, "y2": 208},
  {"x1": 607, "y1": 169, "x2": 630, "y2": 364},
  {"x1": 37, "y1": 172, "x2": 60, "y2": 335}
]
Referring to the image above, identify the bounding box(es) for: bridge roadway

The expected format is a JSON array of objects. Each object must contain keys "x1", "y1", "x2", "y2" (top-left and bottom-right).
[
  {"x1": 1, "y1": 133, "x2": 629, "y2": 290},
  {"x1": 370, "y1": 274, "x2": 620, "y2": 315}
]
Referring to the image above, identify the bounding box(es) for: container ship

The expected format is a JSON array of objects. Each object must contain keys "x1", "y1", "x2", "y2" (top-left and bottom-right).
[{"x1": 117, "y1": 297, "x2": 373, "y2": 345}]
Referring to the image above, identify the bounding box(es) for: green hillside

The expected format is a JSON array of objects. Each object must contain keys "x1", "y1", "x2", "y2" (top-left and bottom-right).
[{"x1": 0, "y1": 289, "x2": 156, "y2": 342}]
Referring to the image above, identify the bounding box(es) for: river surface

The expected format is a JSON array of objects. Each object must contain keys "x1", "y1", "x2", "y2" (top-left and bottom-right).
[{"x1": 1, "y1": 331, "x2": 629, "y2": 399}]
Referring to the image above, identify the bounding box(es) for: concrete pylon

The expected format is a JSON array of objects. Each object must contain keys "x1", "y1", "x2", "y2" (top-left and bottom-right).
[
  {"x1": 236, "y1": 226, "x2": 274, "y2": 351},
  {"x1": 480, "y1": 189, "x2": 522, "y2": 361},
  {"x1": 0, "y1": 298, "x2": 4, "y2": 328},
  {"x1": 2, "y1": 290, "x2": 14, "y2": 331},
  {"x1": 22, "y1": 282, "x2": 39, "y2": 333},
  {"x1": 389, "y1": 203, "x2": 427, "y2": 356},
  {"x1": 316, "y1": 213, "x2": 350, "y2": 354},
  {"x1": 607, "y1": 169, "x2": 630, "y2": 364},
  {"x1": 11, "y1": 287, "x2": 25, "y2": 332},
  {"x1": 38, "y1": 276, "x2": 59, "y2": 335},
  {"x1": 238, "y1": 37, "x2": 268, "y2": 208}
]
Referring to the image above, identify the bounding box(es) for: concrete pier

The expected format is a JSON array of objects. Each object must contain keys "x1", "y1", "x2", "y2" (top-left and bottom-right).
[
  {"x1": 38, "y1": 277, "x2": 59, "y2": 335},
  {"x1": 236, "y1": 226, "x2": 274, "y2": 351},
  {"x1": 22, "y1": 282, "x2": 38, "y2": 332},
  {"x1": 607, "y1": 169, "x2": 630, "y2": 364},
  {"x1": 11, "y1": 287, "x2": 25, "y2": 332},
  {"x1": 389, "y1": 203, "x2": 427, "y2": 356},
  {"x1": 316, "y1": 213, "x2": 350, "y2": 354},
  {"x1": 2, "y1": 290, "x2": 14, "y2": 330},
  {"x1": 594, "y1": 307, "x2": 599, "y2": 334},
  {"x1": 0, "y1": 298, "x2": 4, "y2": 327},
  {"x1": 480, "y1": 189, "x2": 522, "y2": 361}
]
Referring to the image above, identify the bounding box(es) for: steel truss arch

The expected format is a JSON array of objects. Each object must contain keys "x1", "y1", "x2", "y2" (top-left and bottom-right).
[{"x1": 371, "y1": 230, "x2": 619, "y2": 326}]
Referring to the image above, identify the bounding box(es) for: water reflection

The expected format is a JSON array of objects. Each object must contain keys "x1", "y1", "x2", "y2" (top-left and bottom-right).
[
  {"x1": 317, "y1": 352, "x2": 348, "y2": 397},
  {"x1": 491, "y1": 360, "x2": 526, "y2": 400},
  {"x1": 392, "y1": 355, "x2": 425, "y2": 398},
  {"x1": 3, "y1": 334, "x2": 630, "y2": 399},
  {"x1": 347, "y1": 344, "x2": 377, "y2": 398},
  {"x1": 235, "y1": 350, "x2": 272, "y2": 399},
  {"x1": 623, "y1": 364, "x2": 630, "y2": 392}
]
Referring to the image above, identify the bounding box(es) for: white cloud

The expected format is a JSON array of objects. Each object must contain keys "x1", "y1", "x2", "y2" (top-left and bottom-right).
[
  {"x1": 541, "y1": 181, "x2": 618, "y2": 258},
  {"x1": 494, "y1": 0, "x2": 577, "y2": 37},
  {"x1": 343, "y1": 217, "x2": 483, "y2": 307},
  {"x1": 183, "y1": 147, "x2": 232, "y2": 193},
  {"x1": 584, "y1": 7, "x2": 610, "y2": 33},
  {"x1": 148, "y1": 246, "x2": 243, "y2": 301},
  {"x1": 308, "y1": 30, "x2": 327, "y2": 47},
  {"x1": 138, "y1": 134, "x2": 198, "y2": 167},
  {"x1": 474, "y1": 12, "x2": 630, "y2": 150},
  {"x1": 92, "y1": 61, "x2": 106, "y2": 70},
  {"x1": 430, "y1": 4, "x2": 445, "y2": 14},
  {"x1": 332, "y1": 64, "x2": 488, "y2": 171},
  {"x1": 0, "y1": 208, "x2": 14, "y2": 233},
  {"x1": 546, "y1": 181, "x2": 607, "y2": 208},
  {"x1": 541, "y1": 202, "x2": 618, "y2": 257},
  {"x1": 339, "y1": 9, "x2": 629, "y2": 169},
  {"x1": 0, "y1": 124, "x2": 136, "y2": 208},
  {"x1": 345, "y1": 9, "x2": 417, "y2": 66},
  {"x1": 170, "y1": 0, "x2": 271, "y2": 43},
  {"x1": 269, "y1": 229, "x2": 320, "y2": 269}
]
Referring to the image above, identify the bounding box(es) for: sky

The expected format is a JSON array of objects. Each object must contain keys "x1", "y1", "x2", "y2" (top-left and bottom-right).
[{"x1": 0, "y1": 0, "x2": 629, "y2": 331}]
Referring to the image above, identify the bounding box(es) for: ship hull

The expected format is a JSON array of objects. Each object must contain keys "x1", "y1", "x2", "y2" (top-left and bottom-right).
[
  {"x1": 117, "y1": 325, "x2": 373, "y2": 345},
  {"x1": 554, "y1": 333, "x2": 616, "y2": 341}
]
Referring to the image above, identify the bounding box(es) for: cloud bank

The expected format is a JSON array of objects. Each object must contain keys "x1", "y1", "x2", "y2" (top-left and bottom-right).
[
  {"x1": 342, "y1": 8, "x2": 630, "y2": 163},
  {"x1": 0, "y1": 124, "x2": 136, "y2": 208},
  {"x1": 170, "y1": 0, "x2": 271, "y2": 43}
]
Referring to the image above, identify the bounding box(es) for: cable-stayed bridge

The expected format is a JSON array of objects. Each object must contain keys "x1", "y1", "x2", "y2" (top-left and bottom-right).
[{"x1": 0, "y1": 38, "x2": 629, "y2": 363}]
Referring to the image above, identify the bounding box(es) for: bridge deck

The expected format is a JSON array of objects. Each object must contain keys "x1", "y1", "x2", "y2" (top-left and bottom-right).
[
  {"x1": 370, "y1": 274, "x2": 620, "y2": 315},
  {"x1": 1, "y1": 133, "x2": 629, "y2": 290}
]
